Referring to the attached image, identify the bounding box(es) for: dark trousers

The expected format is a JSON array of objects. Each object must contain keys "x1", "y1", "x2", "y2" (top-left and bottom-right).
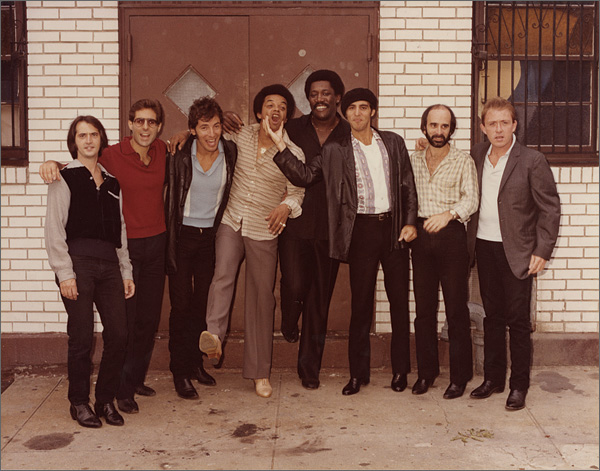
[
  {"x1": 411, "y1": 220, "x2": 473, "y2": 385},
  {"x1": 476, "y1": 238, "x2": 533, "y2": 391},
  {"x1": 347, "y1": 214, "x2": 411, "y2": 380},
  {"x1": 61, "y1": 255, "x2": 127, "y2": 405},
  {"x1": 168, "y1": 225, "x2": 216, "y2": 380},
  {"x1": 278, "y1": 233, "x2": 340, "y2": 382},
  {"x1": 117, "y1": 232, "x2": 166, "y2": 400}
]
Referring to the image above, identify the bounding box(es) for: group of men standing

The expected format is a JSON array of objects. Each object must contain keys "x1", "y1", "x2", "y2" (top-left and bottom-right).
[{"x1": 42, "y1": 68, "x2": 560, "y2": 429}]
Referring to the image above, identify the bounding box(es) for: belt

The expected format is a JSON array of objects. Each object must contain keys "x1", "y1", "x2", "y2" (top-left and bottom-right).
[{"x1": 356, "y1": 212, "x2": 391, "y2": 221}]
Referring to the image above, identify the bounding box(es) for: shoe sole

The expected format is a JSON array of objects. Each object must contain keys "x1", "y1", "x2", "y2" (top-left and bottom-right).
[
  {"x1": 199, "y1": 331, "x2": 221, "y2": 364},
  {"x1": 505, "y1": 403, "x2": 525, "y2": 411},
  {"x1": 470, "y1": 387, "x2": 505, "y2": 399}
]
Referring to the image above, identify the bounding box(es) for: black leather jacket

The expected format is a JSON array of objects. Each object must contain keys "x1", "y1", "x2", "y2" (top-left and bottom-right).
[
  {"x1": 165, "y1": 135, "x2": 237, "y2": 274},
  {"x1": 274, "y1": 129, "x2": 418, "y2": 262}
]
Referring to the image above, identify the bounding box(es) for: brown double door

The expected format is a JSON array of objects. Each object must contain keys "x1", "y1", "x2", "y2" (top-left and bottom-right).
[{"x1": 119, "y1": 2, "x2": 379, "y2": 336}]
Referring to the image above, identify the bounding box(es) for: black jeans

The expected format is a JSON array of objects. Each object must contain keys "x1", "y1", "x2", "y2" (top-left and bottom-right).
[
  {"x1": 168, "y1": 225, "x2": 216, "y2": 380},
  {"x1": 61, "y1": 255, "x2": 127, "y2": 405},
  {"x1": 476, "y1": 238, "x2": 533, "y2": 391},
  {"x1": 347, "y1": 214, "x2": 411, "y2": 380},
  {"x1": 279, "y1": 233, "x2": 340, "y2": 382},
  {"x1": 117, "y1": 232, "x2": 166, "y2": 400},
  {"x1": 411, "y1": 219, "x2": 473, "y2": 385}
]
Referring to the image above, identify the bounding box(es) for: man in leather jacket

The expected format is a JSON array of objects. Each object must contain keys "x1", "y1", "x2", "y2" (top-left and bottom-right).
[
  {"x1": 268, "y1": 88, "x2": 418, "y2": 395},
  {"x1": 165, "y1": 97, "x2": 237, "y2": 400}
]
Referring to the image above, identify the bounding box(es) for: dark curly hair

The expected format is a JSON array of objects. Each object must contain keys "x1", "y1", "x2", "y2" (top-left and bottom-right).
[
  {"x1": 252, "y1": 84, "x2": 296, "y2": 123},
  {"x1": 304, "y1": 69, "x2": 345, "y2": 99},
  {"x1": 188, "y1": 97, "x2": 223, "y2": 130}
]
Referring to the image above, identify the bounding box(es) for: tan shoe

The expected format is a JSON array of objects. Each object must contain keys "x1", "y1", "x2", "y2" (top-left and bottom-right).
[
  {"x1": 254, "y1": 378, "x2": 272, "y2": 398},
  {"x1": 199, "y1": 331, "x2": 222, "y2": 364}
]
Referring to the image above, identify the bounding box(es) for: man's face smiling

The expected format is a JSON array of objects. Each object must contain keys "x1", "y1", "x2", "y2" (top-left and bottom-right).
[
  {"x1": 345, "y1": 100, "x2": 375, "y2": 134},
  {"x1": 191, "y1": 115, "x2": 222, "y2": 154},
  {"x1": 128, "y1": 108, "x2": 162, "y2": 151},
  {"x1": 258, "y1": 94, "x2": 288, "y2": 132},
  {"x1": 308, "y1": 80, "x2": 339, "y2": 122}
]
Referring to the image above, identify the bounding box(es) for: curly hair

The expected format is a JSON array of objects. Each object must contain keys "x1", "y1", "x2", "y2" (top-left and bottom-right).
[{"x1": 188, "y1": 97, "x2": 223, "y2": 130}]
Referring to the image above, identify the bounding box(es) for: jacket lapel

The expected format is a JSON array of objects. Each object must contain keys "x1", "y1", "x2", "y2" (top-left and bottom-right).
[{"x1": 499, "y1": 141, "x2": 520, "y2": 193}]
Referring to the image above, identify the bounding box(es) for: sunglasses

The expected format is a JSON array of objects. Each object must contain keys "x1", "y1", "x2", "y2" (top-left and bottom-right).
[{"x1": 132, "y1": 118, "x2": 159, "y2": 128}]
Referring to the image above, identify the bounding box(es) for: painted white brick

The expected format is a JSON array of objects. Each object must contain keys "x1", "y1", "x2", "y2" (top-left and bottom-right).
[{"x1": 565, "y1": 323, "x2": 597, "y2": 333}]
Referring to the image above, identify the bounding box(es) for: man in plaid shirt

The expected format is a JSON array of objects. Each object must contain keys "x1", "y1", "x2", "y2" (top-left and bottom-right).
[{"x1": 409, "y1": 104, "x2": 479, "y2": 400}]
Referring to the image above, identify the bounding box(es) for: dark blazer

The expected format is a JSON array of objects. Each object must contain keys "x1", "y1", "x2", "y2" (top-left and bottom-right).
[
  {"x1": 466, "y1": 139, "x2": 561, "y2": 279},
  {"x1": 274, "y1": 129, "x2": 418, "y2": 262},
  {"x1": 165, "y1": 135, "x2": 237, "y2": 275}
]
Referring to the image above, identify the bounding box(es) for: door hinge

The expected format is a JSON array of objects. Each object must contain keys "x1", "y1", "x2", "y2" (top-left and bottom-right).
[{"x1": 367, "y1": 33, "x2": 374, "y2": 63}]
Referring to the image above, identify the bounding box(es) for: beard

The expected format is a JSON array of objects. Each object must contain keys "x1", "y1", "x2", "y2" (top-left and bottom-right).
[{"x1": 425, "y1": 130, "x2": 451, "y2": 148}]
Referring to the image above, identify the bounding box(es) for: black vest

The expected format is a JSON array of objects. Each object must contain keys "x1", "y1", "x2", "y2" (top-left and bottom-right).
[{"x1": 61, "y1": 165, "x2": 122, "y2": 248}]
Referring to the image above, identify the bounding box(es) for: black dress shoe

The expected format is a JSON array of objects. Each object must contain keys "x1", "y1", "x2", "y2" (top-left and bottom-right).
[
  {"x1": 135, "y1": 384, "x2": 156, "y2": 397},
  {"x1": 301, "y1": 378, "x2": 320, "y2": 390},
  {"x1": 174, "y1": 377, "x2": 199, "y2": 400},
  {"x1": 94, "y1": 401, "x2": 124, "y2": 426},
  {"x1": 193, "y1": 364, "x2": 216, "y2": 386},
  {"x1": 70, "y1": 403, "x2": 102, "y2": 428},
  {"x1": 342, "y1": 378, "x2": 369, "y2": 396},
  {"x1": 412, "y1": 378, "x2": 434, "y2": 395},
  {"x1": 443, "y1": 382, "x2": 466, "y2": 399},
  {"x1": 281, "y1": 326, "x2": 299, "y2": 343},
  {"x1": 117, "y1": 397, "x2": 139, "y2": 414},
  {"x1": 470, "y1": 380, "x2": 505, "y2": 399},
  {"x1": 391, "y1": 373, "x2": 407, "y2": 392},
  {"x1": 505, "y1": 389, "x2": 527, "y2": 411}
]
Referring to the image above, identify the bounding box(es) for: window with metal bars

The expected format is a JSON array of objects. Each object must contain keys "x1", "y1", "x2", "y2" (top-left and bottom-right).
[
  {"x1": 472, "y1": 2, "x2": 598, "y2": 165},
  {"x1": 1, "y1": 1, "x2": 27, "y2": 167}
]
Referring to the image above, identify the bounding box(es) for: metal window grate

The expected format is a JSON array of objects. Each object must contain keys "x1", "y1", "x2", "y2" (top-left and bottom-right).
[
  {"x1": 1, "y1": 0, "x2": 28, "y2": 167},
  {"x1": 472, "y1": 2, "x2": 599, "y2": 165}
]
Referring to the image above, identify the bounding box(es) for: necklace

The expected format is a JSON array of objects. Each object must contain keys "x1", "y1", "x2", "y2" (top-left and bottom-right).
[{"x1": 311, "y1": 116, "x2": 337, "y2": 133}]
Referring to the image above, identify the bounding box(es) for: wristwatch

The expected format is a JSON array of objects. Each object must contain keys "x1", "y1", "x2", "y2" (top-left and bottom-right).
[{"x1": 449, "y1": 209, "x2": 458, "y2": 220}]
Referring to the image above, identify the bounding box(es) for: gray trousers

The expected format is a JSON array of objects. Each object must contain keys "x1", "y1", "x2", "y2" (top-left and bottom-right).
[{"x1": 206, "y1": 223, "x2": 278, "y2": 379}]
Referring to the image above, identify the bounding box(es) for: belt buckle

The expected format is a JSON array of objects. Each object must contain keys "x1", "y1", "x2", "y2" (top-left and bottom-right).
[{"x1": 378, "y1": 213, "x2": 386, "y2": 221}]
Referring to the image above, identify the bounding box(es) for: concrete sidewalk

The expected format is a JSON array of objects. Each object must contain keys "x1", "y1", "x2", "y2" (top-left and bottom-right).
[{"x1": 1, "y1": 366, "x2": 598, "y2": 470}]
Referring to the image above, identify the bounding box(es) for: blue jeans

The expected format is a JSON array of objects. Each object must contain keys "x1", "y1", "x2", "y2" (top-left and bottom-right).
[
  {"x1": 61, "y1": 255, "x2": 127, "y2": 405},
  {"x1": 118, "y1": 232, "x2": 166, "y2": 400}
]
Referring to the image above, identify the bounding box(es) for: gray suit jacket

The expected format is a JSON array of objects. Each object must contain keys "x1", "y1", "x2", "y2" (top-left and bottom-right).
[{"x1": 466, "y1": 139, "x2": 561, "y2": 280}]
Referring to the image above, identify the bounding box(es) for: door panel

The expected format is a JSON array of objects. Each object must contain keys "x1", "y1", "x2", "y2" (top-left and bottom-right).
[
  {"x1": 122, "y1": 4, "x2": 377, "y2": 336},
  {"x1": 129, "y1": 16, "x2": 249, "y2": 142}
]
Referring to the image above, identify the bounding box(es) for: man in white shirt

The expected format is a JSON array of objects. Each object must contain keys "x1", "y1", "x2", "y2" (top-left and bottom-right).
[
  {"x1": 269, "y1": 88, "x2": 418, "y2": 395},
  {"x1": 467, "y1": 97, "x2": 560, "y2": 411}
]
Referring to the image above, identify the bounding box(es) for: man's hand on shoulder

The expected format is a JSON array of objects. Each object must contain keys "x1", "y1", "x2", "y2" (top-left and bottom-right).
[
  {"x1": 415, "y1": 137, "x2": 428, "y2": 152},
  {"x1": 40, "y1": 160, "x2": 65, "y2": 183},
  {"x1": 223, "y1": 111, "x2": 244, "y2": 134},
  {"x1": 166, "y1": 130, "x2": 190, "y2": 154}
]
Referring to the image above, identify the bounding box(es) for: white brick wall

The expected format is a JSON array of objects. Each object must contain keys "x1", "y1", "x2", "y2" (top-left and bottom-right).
[
  {"x1": 1, "y1": 1, "x2": 598, "y2": 336},
  {"x1": 1, "y1": 1, "x2": 119, "y2": 334},
  {"x1": 375, "y1": 1, "x2": 599, "y2": 334}
]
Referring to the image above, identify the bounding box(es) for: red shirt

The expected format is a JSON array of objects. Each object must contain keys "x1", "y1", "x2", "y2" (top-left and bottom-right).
[{"x1": 99, "y1": 136, "x2": 167, "y2": 239}]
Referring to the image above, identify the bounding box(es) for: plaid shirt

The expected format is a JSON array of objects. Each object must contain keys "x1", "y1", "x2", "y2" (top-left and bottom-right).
[
  {"x1": 410, "y1": 143, "x2": 478, "y2": 222},
  {"x1": 221, "y1": 124, "x2": 305, "y2": 241}
]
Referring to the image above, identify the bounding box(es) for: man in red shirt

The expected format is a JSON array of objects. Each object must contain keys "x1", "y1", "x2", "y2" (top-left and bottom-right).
[{"x1": 41, "y1": 99, "x2": 216, "y2": 413}]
